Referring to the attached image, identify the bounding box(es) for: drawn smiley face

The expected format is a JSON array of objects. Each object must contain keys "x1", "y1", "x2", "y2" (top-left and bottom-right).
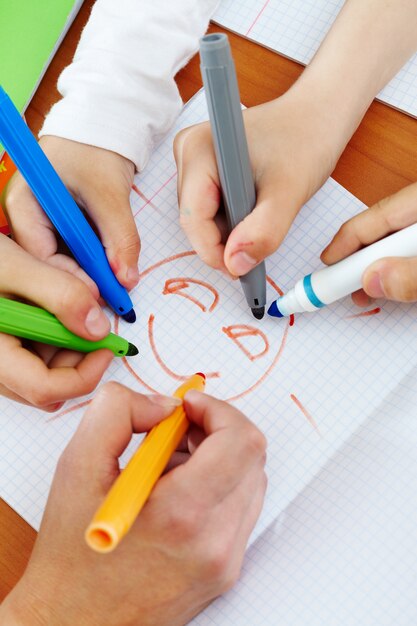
[{"x1": 116, "y1": 251, "x2": 291, "y2": 401}]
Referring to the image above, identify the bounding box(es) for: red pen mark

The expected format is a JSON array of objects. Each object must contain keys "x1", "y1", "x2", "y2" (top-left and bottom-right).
[
  {"x1": 131, "y1": 184, "x2": 159, "y2": 212},
  {"x1": 346, "y1": 307, "x2": 381, "y2": 319},
  {"x1": 115, "y1": 251, "x2": 291, "y2": 401},
  {"x1": 246, "y1": 0, "x2": 271, "y2": 35},
  {"x1": 133, "y1": 172, "x2": 176, "y2": 218},
  {"x1": 290, "y1": 394, "x2": 321, "y2": 436},
  {"x1": 163, "y1": 278, "x2": 219, "y2": 312},
  {"x1": 46, "y1": 399, "x2": 92, "y2": 422},
  {"x1": 222, "y1": 325, "x2": 269, "y2": 361}
]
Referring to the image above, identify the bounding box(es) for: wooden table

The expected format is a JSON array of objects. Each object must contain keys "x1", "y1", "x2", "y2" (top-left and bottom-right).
[{"x1": 1, "y1": 0, "x2": 417, "y2": 601}]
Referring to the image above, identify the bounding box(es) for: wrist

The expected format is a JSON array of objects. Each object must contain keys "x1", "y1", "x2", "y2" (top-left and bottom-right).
[{"x1": 0, "y1": 580, "x2": 55, "y2": 626}]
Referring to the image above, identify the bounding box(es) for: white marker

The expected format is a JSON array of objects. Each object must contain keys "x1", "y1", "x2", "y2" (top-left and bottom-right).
[{"x1": 268, "y1": 222, "x2": 417, "y2": 318}]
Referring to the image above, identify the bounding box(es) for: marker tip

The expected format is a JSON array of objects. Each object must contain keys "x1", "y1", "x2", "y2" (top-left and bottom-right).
[
  {"x1": 126, "y1": 342, "x2": 139, "y2": 356},
  {"x1": 267, "y1": 301, "x2": 283, "y2": 318},
  {"x1": 122, "y1": 309, "x2": 136, "y2": 323},
  {"x1": 251, "y1": 306, "x2": 265, "y2": 320}
]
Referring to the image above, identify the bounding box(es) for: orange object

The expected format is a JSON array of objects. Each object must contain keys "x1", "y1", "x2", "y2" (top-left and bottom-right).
[
  {"x1": 85, "y1": 373, "x2": 206, "y2": 553},
  {"x1": 0, "y1": 153, "x2": 15, "y2": 234}
]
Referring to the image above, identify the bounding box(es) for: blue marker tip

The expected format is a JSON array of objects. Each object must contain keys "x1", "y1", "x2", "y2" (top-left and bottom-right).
[
  {"x1": 122, "y1": 309, "x2": 136, "y2": 323},
  {"x1": 267, "y1": 300, "x2": 283, "y2": 318}
]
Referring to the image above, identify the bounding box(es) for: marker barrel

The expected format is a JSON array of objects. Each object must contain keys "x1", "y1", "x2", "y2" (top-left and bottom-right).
[
  {"x1": 85, "y1": 373, "x2": 206, "y2": 553},
  {"x1": 0, "y1": 297, "x2": 132, "y2": 356},
  {"x1": 0, "y1": 87, "x2": 134, "y2": 319},
  {"x1": 200, "y1": 34, "x2": 266, "y2": 313},
  {"x1": 270, "y1": 222, "x2": 417, "y2": 317}
]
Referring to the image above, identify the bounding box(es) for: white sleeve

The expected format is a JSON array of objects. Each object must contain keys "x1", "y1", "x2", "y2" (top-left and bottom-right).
[{"x1": 40, "y1": 0, "x2": 219, "y2": 171}]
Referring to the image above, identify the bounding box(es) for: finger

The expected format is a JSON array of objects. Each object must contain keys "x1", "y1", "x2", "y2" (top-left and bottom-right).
[
  {"x1": 321, "y1": 182, "x2": 417, "y2": 265},
  {"x1": 4, "y1": 172, "x2": 59, "y2": 260},
  {"x1": 362, "y1": 256, "x2": 417, "y2": 302},
  {"x1": 47, "y1": 254, "x2": 99, "y2": 299},
  {"x1": 0, "y1": 380, "x2": 33, "y2": 406},
  {"x1": 351, "y1": 289, "x2": 374, "y2": 307},
  {"x1": 81, "y1": 182, "x2": 140, "y2": 290},
  {"x1": 224, "y1": 180, "x2": 299, "y2": 276},
  {"x1": 65, "y1": 384, "x2": 183, "y2": 490},
  {"x1": 174, "y1": 126, "x2": 225, "y2": 272},
  {"x1": 180, "y1": 391, "x2": 267, "y2": 504},
  {"x1": 0, "y1": 235, "x2": 110, "y2": 340},
  {"x1": 66, "y1": 143, "x2": 140, "y2": 290},
  {"x1": 0, "y1": 334, "x2": 113, "y2": 408}
]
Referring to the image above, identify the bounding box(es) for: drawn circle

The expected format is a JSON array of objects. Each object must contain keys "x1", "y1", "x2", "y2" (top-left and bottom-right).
[{"x1": 115, "y1": 251, "x2": 290, "y2": 401}]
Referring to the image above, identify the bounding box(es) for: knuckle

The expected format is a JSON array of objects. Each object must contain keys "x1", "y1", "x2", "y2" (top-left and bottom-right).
[
  {"x1": 26, "y1": 385, "x2": 55, "y2": 409},
  {"x1": 199, "y1": 541, "x2": 236, "y2": 589},
  {"x1": 242, "y1": 426, "x2": 267, "y2": 460},
  {"x1": 165, "y1": 498, "x2": 203, "y2": 542},
  {"x1": 95, "y1": 381, "x2": 127, "y2": 403}
]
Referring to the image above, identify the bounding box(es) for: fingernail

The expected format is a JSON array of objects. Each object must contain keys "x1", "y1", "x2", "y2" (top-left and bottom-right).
[
  {"x1": 85, "y1": 306, "x2": 111, "y2": 337},
  {"x1": 148, "y1": 394, "x2": 182, "y2": 408},
  {"x1": 127, "y1": 266, "x2": 140, "y2": 284},
  {"x1": 365, "y1": 272, "x2": 385, "y2": 298},
  {"x1": 49, "y1": 402, "x2": 64, "y2": 412},
  {"x1": 229, "y1": 251, "x2": 257, "y2": 276}
]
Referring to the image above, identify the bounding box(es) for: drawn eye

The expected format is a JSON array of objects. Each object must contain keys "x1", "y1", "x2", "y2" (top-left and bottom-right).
[
  {"x1": 162, "y1": 278, "x2": 219, "y2": 312},
  {"x1": 222, "y1": 325, "x2": 269, "y2": 361}
]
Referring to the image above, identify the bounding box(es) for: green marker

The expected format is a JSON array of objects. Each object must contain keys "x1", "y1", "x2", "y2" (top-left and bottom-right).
[{"x1": 0, "y1": 297, "x2": 138, "y2": 357}]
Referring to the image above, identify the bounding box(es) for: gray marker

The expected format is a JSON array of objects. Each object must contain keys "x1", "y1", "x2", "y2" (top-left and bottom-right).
[{"x1": 200, "y1": 33, "x2": 266, "y2": 320}]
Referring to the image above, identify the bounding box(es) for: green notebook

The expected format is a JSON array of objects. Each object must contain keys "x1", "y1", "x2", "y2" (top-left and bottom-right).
[{"x1": 0, "y1": 0, "x2": 83, "y2": 134}]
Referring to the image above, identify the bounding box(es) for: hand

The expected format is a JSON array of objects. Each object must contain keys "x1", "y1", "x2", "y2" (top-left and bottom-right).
[
  {"x1": 321, "y1": 182, "x2": 417, "y2": 305},
  {"x1": 4, "y1": 136, "x2": 140, "y2": 290},
  {"x1": 1, "y1": 384, "x2": 267, "y2": 626},
  {"x1": 0, "y1": 234, "x2": 113, "y2": 410},
  {"x1": 174, "y1": 92, "x2": 338, "y2": 277}
]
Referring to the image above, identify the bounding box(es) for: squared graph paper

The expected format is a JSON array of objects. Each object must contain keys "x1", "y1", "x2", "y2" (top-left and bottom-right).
[
  {"x1": 1, "y1": 91, "x2": 417, "y2": 624},
  {"x1": 213, "y1": 0, "x2": 417, "y2": 118}
]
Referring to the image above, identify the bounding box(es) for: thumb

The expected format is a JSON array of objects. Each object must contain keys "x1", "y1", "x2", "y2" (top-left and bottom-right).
[
  {"x1": 363, "y1": 257, "x2": 417, "y2": 302},
  {"x1": 83, "y1": 188, "x2": 140, "y2": 291},
  {"x1": 224, "y1": 185, "x2": 298, "y2": 276}
]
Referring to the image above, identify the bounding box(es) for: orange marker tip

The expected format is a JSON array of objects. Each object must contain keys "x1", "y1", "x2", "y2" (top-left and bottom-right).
[{"x1": 195, "y1": 372, "x2": 206, "y2": 380}]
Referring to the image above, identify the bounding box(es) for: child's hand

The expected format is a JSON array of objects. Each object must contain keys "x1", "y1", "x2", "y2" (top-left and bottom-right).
[
  {"x1": 1, "y1": 385, "x2": 267, "y2": 626},
  {"x1": 4, "y1": 136, "x2": 140, "y2": 290},
  {"x1": 174, "y1": 92, "x2": 337, "y2": 277},
  {"x1": 321, "y1": 182, "x2": 417, "y2": 305},
  {"x1": 0, "y1": 234, "x2": 113, "y2": 410}
]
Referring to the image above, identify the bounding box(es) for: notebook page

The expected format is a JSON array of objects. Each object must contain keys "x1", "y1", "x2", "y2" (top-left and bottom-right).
[
  {"x1": 191, "y1": 366, "x2": 417, "y2": 625},
  {"x1": 1, "y1": 91, "x2": 417, "y2": 545},
  {"x1": 213, "y1": 0, "x2": 417, "y2": 118}
]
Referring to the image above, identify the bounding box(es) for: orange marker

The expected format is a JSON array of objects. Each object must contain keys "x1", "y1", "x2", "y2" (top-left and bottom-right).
[{"x1": 86, "y1": 373, "x2": 206, "y2": 553}]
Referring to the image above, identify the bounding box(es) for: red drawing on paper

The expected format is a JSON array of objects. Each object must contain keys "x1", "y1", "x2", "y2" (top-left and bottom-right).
[
  {"x1": 51, "y1": 251, "x2": 291, "y2": 418},
  {"x1": 246, "y1": 0, "x2": 271, "y2": 35},
  {"x1": 131, "y1": 184, "x2": 159, "y2": 212},
  {"x1": 290, "y1": 393, "x2": 321, "y2": 436},
  {"x1": 116, "y1": 251, "x2": 291, "y2": 402},
  {"x1": 133, "y1": 172, "x2": 176, "y2": 218},
  {"x1": 346, "y1": 307, "x2": 381, "y2": 319},
  {"x1": 163, "y1": 278, "x2": 219, "y2": 313},
  {"x1": 222, "y1": 325, "x2": 269, "y2": 361},
  {"x1": 50, "y1": 399, "x2": 92, "y2": 422}
]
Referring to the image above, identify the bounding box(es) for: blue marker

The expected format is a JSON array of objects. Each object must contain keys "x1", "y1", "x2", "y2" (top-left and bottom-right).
[{"x1": 0, "y1": 86, "x2": 135, "y2": 322}]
